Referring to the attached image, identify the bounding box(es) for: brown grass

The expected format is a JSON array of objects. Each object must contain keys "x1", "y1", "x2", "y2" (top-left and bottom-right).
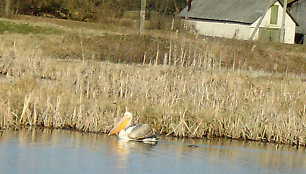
[
  {"x1": 0, "y1": 16, "x2": 305, "y2": 146},
  {"x1": 8, "y1": 15, "x2": 306, "y2": 75},
  {"x1": 0, "y1": 37, "x2": 305, "y2": 146}
]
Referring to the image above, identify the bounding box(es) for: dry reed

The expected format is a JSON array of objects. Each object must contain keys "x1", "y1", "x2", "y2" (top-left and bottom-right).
[{"x1": 0, "y1": 35, "x2": 305, "y2": 146}]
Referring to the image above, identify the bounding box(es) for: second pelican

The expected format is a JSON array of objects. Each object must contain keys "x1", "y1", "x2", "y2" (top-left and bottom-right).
[{"x1": 108, "y1": 112, "x2": 158, "y2": 142}]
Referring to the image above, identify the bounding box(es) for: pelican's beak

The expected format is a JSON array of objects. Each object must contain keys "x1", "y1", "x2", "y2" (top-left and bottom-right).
[{"x1": 108, "y1": 115, "x2": 131, "y2": 135}]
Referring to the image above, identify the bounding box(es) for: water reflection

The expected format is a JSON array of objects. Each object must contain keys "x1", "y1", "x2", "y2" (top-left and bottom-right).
[
  {"x1": 163, "y1": 136, "x2": 306, "y2": 172},
  {"x1": 109, "y1": 138, "x2": 158, "y2": 170},
  {"x1": 0, "y1": 128, "x2": 305, "y2": 174}
]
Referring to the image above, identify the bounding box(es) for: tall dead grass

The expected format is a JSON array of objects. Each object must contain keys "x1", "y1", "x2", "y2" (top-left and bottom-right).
[{"x1": 0, "y1": 36, "x2": 304, "y2": 146}]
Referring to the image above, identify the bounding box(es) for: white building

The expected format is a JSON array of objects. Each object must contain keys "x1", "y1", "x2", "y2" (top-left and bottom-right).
[{"x1": 179, "y1": 0, "x2": 298, "y2": 44}]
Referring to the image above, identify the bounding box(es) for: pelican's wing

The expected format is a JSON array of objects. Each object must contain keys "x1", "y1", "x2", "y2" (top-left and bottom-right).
[{"x1": 128, "y1": 124, "x2": 155, "y2": 140}]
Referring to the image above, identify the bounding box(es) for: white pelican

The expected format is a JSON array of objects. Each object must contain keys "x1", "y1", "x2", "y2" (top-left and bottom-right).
[{"x1": 108, "y1": 112, "x2": 158, "y2": 142}]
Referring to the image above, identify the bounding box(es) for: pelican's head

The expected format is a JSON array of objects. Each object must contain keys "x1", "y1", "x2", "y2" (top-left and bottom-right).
[
  {"x1": 123, "y1": 112, "x2": 133, "y2": 119},
  {"x1": 108, "y1": 112, "x2": 133, "y2": 136}
]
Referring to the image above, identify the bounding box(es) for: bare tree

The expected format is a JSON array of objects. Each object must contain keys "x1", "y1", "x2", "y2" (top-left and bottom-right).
[{"x1": 4, "y1": 0, "x2": 11, "y2": 17}]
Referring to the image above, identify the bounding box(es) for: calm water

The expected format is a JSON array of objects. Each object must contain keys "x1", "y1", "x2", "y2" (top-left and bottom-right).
[{"x1": 0, "y1": 128, "x2": 305, "y2": 174}]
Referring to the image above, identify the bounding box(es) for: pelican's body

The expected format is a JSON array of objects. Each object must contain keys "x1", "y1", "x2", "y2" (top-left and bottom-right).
[{"x1": 108, "y1": 112, "x2": 158, "y2": 142}]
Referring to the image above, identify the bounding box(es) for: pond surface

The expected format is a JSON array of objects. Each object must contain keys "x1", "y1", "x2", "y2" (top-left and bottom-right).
[{"x1": 0, "y1": 128, "x2": 305, "y2": 174}]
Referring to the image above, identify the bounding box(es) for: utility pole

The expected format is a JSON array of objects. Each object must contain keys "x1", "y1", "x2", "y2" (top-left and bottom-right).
[
  {"x1": 140, "y1": 0, "x2": 147, "y2": 35},
  {"x1": 4, "y1": 0, "x2": 11, "y2": 17},
  {"x1": 187, "y1": 0, "x2": 192, "y2": 11},
  {"x1": 280, "y1": 0, "x2": 287, "y2": 43}
]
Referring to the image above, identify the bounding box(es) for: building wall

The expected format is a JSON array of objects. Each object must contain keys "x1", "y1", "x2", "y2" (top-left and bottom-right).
[
  {"x1": 251, "y1": 1, "x2": 296, "y2": 44},
  {"x1": 187, "y1": 20, "x2": 252, "y2": 40},
  {"x1": 186, "y1": 1, "x2": 296, "y2": 44}
]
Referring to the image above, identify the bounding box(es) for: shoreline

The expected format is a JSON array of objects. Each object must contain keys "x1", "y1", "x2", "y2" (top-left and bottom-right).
[{"x1": 1, "y1": 126, "x2": 304, "y2": 148}]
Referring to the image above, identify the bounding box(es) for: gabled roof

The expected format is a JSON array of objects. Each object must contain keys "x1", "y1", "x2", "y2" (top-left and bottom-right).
[
  {"x1": 283, "y1": 0, "x2": 300, "y2": 5},
  {"x1": 290, "y1": 0, "x2": 306, "y2": 34},
  {"x1": 179, "y1": 0, "x2": 297, "y2": 25}
]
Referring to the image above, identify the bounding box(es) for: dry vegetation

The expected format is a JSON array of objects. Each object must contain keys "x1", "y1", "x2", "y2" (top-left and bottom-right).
[{"x1": 0, "y1": 16, "x2": 305, "y2": 146}]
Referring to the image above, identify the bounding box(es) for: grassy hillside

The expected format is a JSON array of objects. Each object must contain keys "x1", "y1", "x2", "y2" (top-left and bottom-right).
[
  {"x1": 1, "y1": 15, "x2": 305, "y2": 74},
  {"x1": 0, "y1": 15, "x2": 305, "y2": 146}
]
